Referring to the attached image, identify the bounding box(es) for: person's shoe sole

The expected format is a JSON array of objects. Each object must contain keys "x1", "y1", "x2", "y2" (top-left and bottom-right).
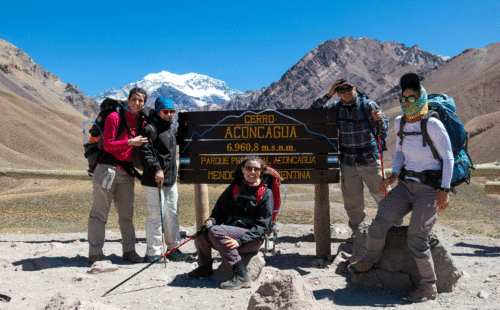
[{"x1": 220, "y1": 282, "x2": 251, "y2": 290}]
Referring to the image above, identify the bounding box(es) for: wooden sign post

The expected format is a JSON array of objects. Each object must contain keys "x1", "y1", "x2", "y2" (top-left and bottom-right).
[{"x1": 178, "y1": 109, "x2": 339, "y2": 258}]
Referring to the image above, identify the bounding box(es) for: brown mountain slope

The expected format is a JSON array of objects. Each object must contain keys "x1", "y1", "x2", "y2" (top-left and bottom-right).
[
  {"x1": 0, "y1": 38, "x2": 98, "y2": 170},
  {"x1": 0, "y1": 90, "x2": 88, "y2": 169},
  {"x1": 0, "y1": 38, "x2": 98, "y2": 119},
  {"x1": 378, "y1": 43, "x2": 500, "y2": 165}
]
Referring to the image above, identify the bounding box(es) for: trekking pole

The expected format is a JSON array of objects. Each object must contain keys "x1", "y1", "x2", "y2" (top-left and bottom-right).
[
  {"x1": 102, "y1": 229, "x2": 202, "y2": 297},
  {"x1": 158, "y1": 183, "x2": 167, "y2": 268},
  {"x1": 376, "y1": 123, "x2": 386, "y2": 196}
]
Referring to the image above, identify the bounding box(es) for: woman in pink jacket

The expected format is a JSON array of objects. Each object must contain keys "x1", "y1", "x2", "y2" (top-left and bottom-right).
[{"x1": 87, "y1": 88, "x2": 148, "y2": 264}]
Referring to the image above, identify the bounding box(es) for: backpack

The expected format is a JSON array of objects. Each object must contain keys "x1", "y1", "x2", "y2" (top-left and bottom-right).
[
  {"x1": 397, "y1": 94, "x2": 474, "y2": 190},
  {"x1": 232, "y1": 167, "x2": 282, "y2": 223},
  {"x1": 83, "y1": 98, "x2": 142, "y2": 178},
  {"x1": 336, "y1": 93, "x2": 388, "y2": 152}
]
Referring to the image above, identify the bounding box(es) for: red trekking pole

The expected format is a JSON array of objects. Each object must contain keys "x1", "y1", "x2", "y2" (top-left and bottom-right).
[
  {"x1": 376, "y1": 124, "x2": 386, "y2": 196},
  {"x1": 102, "y1": 229, "x2": 203, "y2": 297}
]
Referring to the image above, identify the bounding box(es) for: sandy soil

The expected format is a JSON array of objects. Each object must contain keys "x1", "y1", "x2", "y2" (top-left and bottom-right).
[{"x1": 0, "y1": 222, "x2": 499, "y2": 310}]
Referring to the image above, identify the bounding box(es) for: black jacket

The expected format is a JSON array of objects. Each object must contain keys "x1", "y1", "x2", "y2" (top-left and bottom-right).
[
  {"x1": 139, "y1": 116, "x2": 178, "y2": 188},
  {"x1": 208, "y1": 182, "x2": 273, "y2": 248}
]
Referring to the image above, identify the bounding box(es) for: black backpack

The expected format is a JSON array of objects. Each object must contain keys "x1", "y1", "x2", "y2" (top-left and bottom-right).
[{"x1": 83, "y1": 98, "x2": 142, "y2": 178}]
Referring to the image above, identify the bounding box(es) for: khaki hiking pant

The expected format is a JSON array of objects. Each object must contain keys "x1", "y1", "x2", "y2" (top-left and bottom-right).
[
  {"x1": 362, "y1": 179, "x2": 439, "y2": 291},
  {"x1": 340, "y1": 160, "x2": 387, "y2": 231},
  {"x1": 88, "y1": 164, "x2": 137, "y2": 256}
]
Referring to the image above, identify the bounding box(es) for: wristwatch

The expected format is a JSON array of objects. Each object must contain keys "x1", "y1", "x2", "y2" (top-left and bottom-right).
[{"x1": 440, "y1": 187, "x2": 450, "y2": 193}]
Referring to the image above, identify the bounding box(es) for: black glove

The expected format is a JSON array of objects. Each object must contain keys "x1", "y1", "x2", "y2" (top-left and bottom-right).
[{"x1": 201, "y1": 222, "x2": 213, "y2": 233}]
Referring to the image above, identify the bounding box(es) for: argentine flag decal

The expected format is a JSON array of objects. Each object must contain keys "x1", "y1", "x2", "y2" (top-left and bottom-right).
[
  {"x1": 328, "y1": 156, "x2": 339, "y2": 164},
  {"x1": 180, "y1": 158, "x2": 190, "y2": 165}
]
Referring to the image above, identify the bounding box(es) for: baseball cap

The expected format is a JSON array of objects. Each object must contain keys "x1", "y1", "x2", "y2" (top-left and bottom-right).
[{"x1": 400, "y1": 73, "x2": 420, "y2": 92}]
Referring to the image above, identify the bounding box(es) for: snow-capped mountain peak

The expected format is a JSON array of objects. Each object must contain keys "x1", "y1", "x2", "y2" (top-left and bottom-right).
[{"x1": 93, "y1": 71, "x2": 242, "y2": 111}]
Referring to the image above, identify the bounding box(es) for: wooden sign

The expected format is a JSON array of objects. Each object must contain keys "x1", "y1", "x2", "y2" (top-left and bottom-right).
[{"x1": 178, "y1": 109, "x2": 339, "y2": 184}]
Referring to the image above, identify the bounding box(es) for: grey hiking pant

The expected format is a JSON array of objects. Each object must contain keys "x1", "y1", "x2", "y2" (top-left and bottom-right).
[
  {"x1": 361, "y1": 179, "x2": 439, "y2": 291},
  {"x1": 194, "y1": 225, "x2": 263, "y2": 267},
  {"x1": 88, "y1": 164, "x2": 137, "y2": 256},
  {"x1": 340, "y1": 160, "x2": 387, "y2": 231}
]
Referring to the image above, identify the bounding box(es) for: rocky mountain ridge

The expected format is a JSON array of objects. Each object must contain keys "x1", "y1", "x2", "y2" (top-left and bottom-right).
[{"x1": 223, "y1": 36, "x2": 446, "y2": 110}]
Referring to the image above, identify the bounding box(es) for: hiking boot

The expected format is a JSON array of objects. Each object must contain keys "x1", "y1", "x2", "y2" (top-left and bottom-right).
[
  {"x1": 405, "y1": 287, "x2": 438, "y2": 303},
  {"x1": 347, "y1": 260, "x2": 373, "y2": 275},
  {"x1": 186, "y1": 260, "x2": 213, "y2": 279},
  {"x1": 88, "y1": 254, "x2": 106, "y2": 264},
  {"x1": 144, "y1": 255, "x2": 167, "y2": 264},
  {"x1": 220, "y1": 260, "x2": 251, "y2": 290},
  {"x1": 122, "y1": 251, "x2": 144, "y2": 263},
  {"x1": 167, "y1": 249, "x2": 189, "y2": 262}
]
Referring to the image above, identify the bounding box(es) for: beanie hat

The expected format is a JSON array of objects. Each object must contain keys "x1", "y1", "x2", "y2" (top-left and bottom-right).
[
  {"x1": 155, "y1": 97, "x2": 175, "y2": 114},
  {"x1": 400, "y1": 73, "x2": 420, "y2": 92}
]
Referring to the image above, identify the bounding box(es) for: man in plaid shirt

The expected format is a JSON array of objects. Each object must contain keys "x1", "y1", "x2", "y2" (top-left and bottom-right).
[{"x1": 311, "y1": 78, "x2": 390, "y2": 243}]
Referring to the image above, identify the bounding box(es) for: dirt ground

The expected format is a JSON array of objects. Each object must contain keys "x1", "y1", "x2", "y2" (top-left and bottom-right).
[{"x1": 0, "y1": 221, "x2": 499, "y2": 310}]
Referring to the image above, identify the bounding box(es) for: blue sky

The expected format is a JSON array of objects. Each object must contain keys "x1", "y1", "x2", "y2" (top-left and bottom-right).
[{"x1": 0, "y1": 0, "x2": 498, "y2": 97}]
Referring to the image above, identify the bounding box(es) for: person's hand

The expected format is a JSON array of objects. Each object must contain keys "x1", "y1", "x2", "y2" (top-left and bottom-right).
[
  {"x1": 372, "y1": 110, "x2": 383, "y2": 122},
  {"x1": 436, "y1": 190, "x2": 450, "y2": 212},
  {"x1": 223, "y1": 236, "x2": 240, "y2": 249},
  {"x1": 328, "y1": 78, "x2": 345, "y2": 97},
  {"x1": 155, "y1": 170, "x2": 164, "y2": 187},
  {"x1": 129, "y1": 135, "x2": 148, "y2": 146},
  {"x1": 379, "y1": 172, "x2": 398, "y2": 192}
]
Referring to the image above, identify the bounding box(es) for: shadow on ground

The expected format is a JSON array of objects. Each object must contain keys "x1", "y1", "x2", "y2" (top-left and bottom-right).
[
  {"x1": 313, "y1": 286, "x2": 409, "y2": 307},
  {"x1": 452, "y1": 242, "x2": 500, "y2": 257}
]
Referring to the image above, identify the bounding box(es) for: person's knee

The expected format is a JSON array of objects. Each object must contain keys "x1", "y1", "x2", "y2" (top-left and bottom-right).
[{"x1": 368, "y1": 218, "x2": 391, "y2": 239}]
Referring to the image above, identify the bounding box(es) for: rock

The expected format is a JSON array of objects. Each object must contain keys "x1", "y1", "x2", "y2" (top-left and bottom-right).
[
  {"x1": 332, "y1": 251, "x2": 351, "y2": 274},
  {"x1": 43, "y1": 293, "x2": 80, "y2": 310},
  {"x1": 462, "y1": 271, "x2": 470, "y2": 278},
  {"x1": 477, "y1": 290, "x2": 489, "y2": 299},
  {"x1": 87, "y1": 260, "x2": 119, "y2": 274},
  {"x1": 212, "y1": 251, "x2": 265, "y2": 281},
  {"x1": 351, "y1": 223, "x2": 461, "y2": 293},
  {"x1": 72, "y1": 274, "x2": 97, "y2": 282},
  {"x1": 248, "y1": 269, "x2": 322, "y2": 310}
]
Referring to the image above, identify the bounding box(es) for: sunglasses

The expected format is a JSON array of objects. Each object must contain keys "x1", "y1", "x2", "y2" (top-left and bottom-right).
[
  {"x1": 338, "y1": 86, "x2": 353, "y2": 94},
  {"x1": 244, "y1": 166, "x2": 262, "y2": 172},
  {"x1": 160, "y1": 109, "x2": 176, "y2": 114},
  {"x1": 399, "y1": 96, "x2": 418, "y2": 103}
]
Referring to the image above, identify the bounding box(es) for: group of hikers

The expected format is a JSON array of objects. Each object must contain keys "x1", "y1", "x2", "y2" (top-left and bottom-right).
[{"x1": 87, "y1": 72, "x2": 454, "y2": 303}]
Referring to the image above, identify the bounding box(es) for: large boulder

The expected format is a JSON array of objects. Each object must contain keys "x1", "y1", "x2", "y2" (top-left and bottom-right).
[
  {"x1": 248, "y1": 269, "x2": 322, "y2": 310},
  {"x1": 350, "y1": 223, "x2": 461, "y2": 293}
]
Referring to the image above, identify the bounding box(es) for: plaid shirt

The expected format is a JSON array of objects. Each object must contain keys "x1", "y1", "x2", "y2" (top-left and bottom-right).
[{"x1": 311, "y1": 94, "x2": 389, "y2": 166}]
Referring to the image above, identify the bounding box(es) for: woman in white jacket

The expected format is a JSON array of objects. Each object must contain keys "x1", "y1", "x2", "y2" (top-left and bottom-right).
[{"x1": 348, "y1": 73, "x2": 454, "y2": 303}]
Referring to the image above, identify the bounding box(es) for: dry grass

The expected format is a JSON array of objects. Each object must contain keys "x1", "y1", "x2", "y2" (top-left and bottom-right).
[{"x1": 0, "y1": 178, "x2": 498, "y2": 238}]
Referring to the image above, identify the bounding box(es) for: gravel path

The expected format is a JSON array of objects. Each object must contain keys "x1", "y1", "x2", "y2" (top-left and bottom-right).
[{"x1": 0, "y1": 223, "x2": 499, "y2": 310}]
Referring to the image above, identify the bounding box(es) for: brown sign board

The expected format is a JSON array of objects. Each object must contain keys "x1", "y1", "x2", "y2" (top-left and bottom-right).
[{"x1": 178, "y1": 109, "x2": 339, "y2": 184}]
